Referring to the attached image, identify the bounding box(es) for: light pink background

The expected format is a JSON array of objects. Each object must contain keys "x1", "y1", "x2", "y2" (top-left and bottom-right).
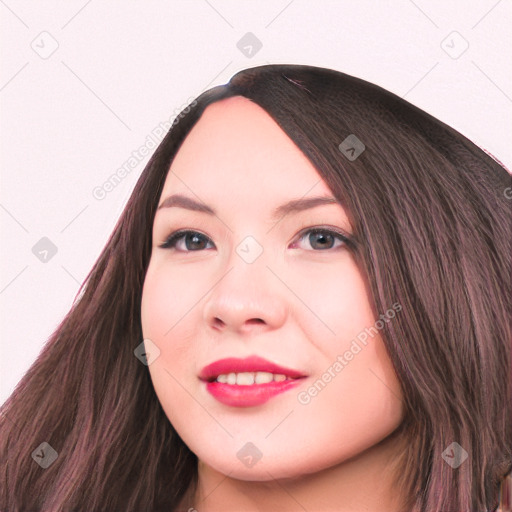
[{"x1": 1, "y1": 0, "x2": 511, "y2": 405}]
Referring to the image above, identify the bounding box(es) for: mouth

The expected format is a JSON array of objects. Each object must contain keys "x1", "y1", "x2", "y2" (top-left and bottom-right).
[
  {"x1": 199, "y1": 355, "x2": 308, "y2": 407},
  {"x1": 204, "y1": 372, "x2": 300, "y2": 384}
]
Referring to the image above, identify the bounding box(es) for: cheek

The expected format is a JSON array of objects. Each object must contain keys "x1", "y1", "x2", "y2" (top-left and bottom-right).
[
  {"x1": 141, "y1": 263, "x2": 197, "y2": 363},
  {"x1": 141, "y1": 261, "x2": 196, "y2": 334},
  {"x1": 295, "y1": 332, "x2": 403, "y2": 461},
  {"x1": 291, "y1": 258, "x2": 404, "y2": 433},
  {"x1": 289, "y1": 257, "x2": 376, "y2": 342},
  {"x1": 141, "y1": 264, "x2": 198, "y2": 421},
  {"x1": 141, "y1": 267, "x2": 171, "y2": 340}
]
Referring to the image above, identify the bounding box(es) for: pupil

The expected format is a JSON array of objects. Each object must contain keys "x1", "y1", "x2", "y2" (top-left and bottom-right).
[
  {"x1": 186, "y1": 233, "x2": 206, "y2": 250},
  {"x1": 310, "y1": 232, "x2": 333, "y2": 250}
]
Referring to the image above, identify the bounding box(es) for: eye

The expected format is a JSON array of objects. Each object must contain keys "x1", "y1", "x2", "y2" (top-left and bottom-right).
[
  {"x1": 290, "y1": 227, "x2": 351, "y2": 251},
  {"x1": 158, "y1": 230, "x2": 214, "y2": 251},
  {"x1": 158, "y1": 226, "x2": 354, "y2": 252}
]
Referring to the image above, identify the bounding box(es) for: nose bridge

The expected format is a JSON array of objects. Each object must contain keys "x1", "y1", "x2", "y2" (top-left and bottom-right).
[
  {"x1": 202, "y1": 234, "x2": 286, "y2": 332},
  {"x1": 223, "y1": 231, "x2": 273, "y2": 289}
]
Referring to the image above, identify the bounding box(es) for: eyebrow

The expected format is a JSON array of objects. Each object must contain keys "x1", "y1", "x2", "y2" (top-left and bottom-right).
[{"x1": 156, "y1": 193, "x2": 342, "y2": 222}]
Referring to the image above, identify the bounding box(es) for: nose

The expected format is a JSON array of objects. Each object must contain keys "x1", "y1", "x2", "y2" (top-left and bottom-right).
[{"x1": 202, "y1": 258, "x2": 287, "y2": 335}]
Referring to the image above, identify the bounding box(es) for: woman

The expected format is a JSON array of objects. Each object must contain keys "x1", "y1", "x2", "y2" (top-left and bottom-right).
[{"x1": 1, "y1": 64, "x2": 510, "y2": 511}]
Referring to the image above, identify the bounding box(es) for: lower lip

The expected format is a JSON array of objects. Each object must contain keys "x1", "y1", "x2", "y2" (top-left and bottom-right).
[{"x1": 203, "y1": 378, "x2": 305, "y2": 407}]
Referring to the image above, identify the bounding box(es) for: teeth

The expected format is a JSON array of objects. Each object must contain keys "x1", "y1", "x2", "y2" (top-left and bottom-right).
[
  {"x1": 236, "y1": 372, "x2": 254, "y2": 385},
  {"x1": 255, "y1": 371, "x2": 274, "y2": 384},
  {"x1": 214, "y1": 372, "x2": 292, "y2": 385}
]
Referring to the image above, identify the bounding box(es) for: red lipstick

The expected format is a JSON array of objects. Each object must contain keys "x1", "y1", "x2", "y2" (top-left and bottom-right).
[{"x1": 199, "y1": 355, "x2": 307, "y2": 407}]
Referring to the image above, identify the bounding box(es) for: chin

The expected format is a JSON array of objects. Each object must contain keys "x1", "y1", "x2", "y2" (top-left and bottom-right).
[{"x1": 198, "y1": 447, "x2": 341, "y2": 483}]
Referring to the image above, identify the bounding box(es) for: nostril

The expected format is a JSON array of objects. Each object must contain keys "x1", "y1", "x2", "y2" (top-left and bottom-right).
[
  {"x1": 211, "y1": 317, "x2": 264, "y2": 330},
  {"x1": 247, "y1": 318, "x2": 264, "y2": 325},
  {"x1": 212, "y1": 318, "x2": 225, "y2": 329}
]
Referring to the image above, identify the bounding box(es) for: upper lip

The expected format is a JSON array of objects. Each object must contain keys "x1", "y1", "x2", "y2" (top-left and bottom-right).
[{"x1": 199, "y1": 356, "x2": 307, "y2": 382}]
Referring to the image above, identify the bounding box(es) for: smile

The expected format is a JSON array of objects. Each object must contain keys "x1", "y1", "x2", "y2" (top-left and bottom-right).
[
  {"x1": 199, "y1": 355, "x2": 308, "y2": 407},
  {"x1": 214, "y1": 371, "x2": 294, "y2": 385}
]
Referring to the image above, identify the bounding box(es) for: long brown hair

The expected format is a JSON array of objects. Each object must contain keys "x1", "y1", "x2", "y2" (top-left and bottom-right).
[{"x1": 1, "y1": 64, "x2": 510, "y2": 511}]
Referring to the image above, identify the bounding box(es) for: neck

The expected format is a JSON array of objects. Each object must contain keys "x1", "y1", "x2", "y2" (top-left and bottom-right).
[{"x1": 177, "y1": 429, "x2": 409, "y2": 512}]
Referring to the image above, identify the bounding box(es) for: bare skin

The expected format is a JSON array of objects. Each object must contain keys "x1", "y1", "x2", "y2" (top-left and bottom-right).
[
  {"x1": 141, "y1": 96, "x2": 408, "y2": 511},
  {"x1": 177, "y1": 428, "x2": 407, "y2": 511}
]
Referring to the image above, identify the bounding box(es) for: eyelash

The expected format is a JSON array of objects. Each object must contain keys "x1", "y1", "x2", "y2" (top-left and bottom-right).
[{"x1": 158, "y1": 226, "x2": 354, "y2": 252}]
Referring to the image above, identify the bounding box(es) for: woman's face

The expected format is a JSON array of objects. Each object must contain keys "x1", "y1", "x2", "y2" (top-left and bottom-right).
[{"x1": 141, "y1": 95, "x2": 404, "y2": 481}]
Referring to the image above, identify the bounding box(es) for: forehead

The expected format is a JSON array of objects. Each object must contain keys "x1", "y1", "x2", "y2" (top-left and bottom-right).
[{"x1": 159, "y1": 95, "x2": 333, "y2": 199}]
